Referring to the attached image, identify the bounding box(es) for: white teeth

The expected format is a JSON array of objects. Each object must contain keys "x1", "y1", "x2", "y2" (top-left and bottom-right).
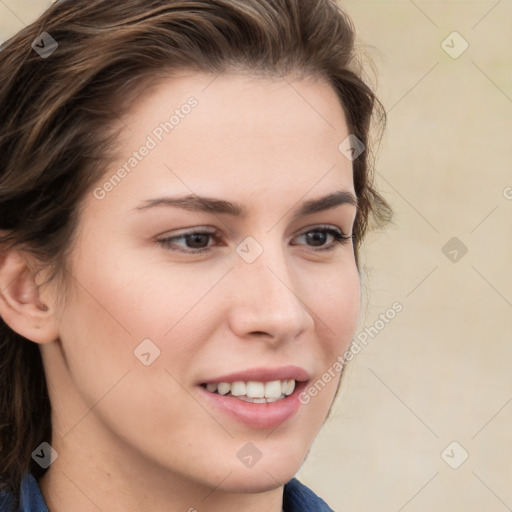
[
  {"x1": 264, "y1": 380, "x2": 282, "y2": 399},
  {"x1": 203, "y1": 379, "x2": 297, "y2": 400},
  {"x1": 217, "y1": 382, "x2": 231, "y2": 395},
  {"x1": 246, "y1": 381, "x2": 265, "y2": 398},
  {"x1": 230, "y1": 381, "x2": 246, "y2": 396},
  {"x1": 236, "y1": 396, "x2": 268, "y2": 404},
  {"x1": 283, "y1": 379, "x2": 295, "y2": 396},
  {"x1": 206, "y1": 383, "x2": 217, "y2": 393}
]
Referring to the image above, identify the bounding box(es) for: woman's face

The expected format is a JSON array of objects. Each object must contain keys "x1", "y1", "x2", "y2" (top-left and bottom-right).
[{"x1": 42, "y1": 72, "x2": 360, "y2": 494}]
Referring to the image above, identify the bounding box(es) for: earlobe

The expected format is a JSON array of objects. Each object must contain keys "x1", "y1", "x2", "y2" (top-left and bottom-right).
[{"x1": 0, "y1": 247, "x2": 59, "y2": 344}]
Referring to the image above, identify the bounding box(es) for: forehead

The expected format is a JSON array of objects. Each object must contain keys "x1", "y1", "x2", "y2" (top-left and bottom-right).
[{"x1": 94, "y1": 72, "x2": 354, "y2": 212}]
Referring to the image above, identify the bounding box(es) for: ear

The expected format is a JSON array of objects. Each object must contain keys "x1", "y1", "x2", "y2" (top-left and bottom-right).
[{"x1": 0, "y1": 246, "x2": 59, "y2": 344}]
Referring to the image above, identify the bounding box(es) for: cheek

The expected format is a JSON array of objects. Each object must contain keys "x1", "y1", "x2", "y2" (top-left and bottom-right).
[
  {"x1": 297, "y1": 264, "x2": 359, "y2": 415},
  {"x1": 57, "y1": 249, "x2": 218, "y2": 401},
  {"x1": 56, "y1": 281, "x2": 134, "y2": 383},
  {"x1": 310, "y1": 259, "x2": 361, "y2": 353},
  {"x1": 54, "y1": 262, "x2": 203, "y2": 439}
]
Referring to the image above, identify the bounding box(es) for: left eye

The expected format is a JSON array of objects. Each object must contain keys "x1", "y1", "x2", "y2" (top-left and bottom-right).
[
  {"x1": 157, "y1": 227, "x2": 352, "y2": 254},
  {"x1": 292, "y1": 227, "x2": 352, "y2": 249}
]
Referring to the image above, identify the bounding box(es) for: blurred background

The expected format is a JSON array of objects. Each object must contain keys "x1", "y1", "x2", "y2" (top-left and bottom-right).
[{"x1": 1, "y1": 1, "x2": 511, "y2": 510}]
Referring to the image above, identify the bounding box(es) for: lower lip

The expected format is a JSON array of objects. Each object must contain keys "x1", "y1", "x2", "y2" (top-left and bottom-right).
[{"x1": 197, "y1": 381, "x2": 308, "y2": 430}]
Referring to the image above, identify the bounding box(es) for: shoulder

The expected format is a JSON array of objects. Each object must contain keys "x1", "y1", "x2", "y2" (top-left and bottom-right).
[
  {"x1": 0, "y1": 472, "x2": 49, "y2": 512},
  {"x1": 0, "y1": 495, "x2": 13, "y2": 512},
  {"x1": 283, "y1": 478, "x2": 335, "y2": 512},
  {"x1": 0, "y1": 485, "x2": 14, "y2": 512}
]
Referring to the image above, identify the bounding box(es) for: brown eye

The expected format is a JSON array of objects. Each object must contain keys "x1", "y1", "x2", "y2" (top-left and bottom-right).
[
  {"x1": 293, "y1": 227, "x2": 352, "y2": 250},
  {"x1": 157, "y1": 229, "x2": 218, "y2": 254},
  {"x1": 183, "y1": 233, "x2": 211, "y2": 249}
]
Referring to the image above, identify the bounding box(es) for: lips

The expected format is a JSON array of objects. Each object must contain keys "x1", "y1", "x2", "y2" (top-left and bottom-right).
[
  {"x1": 198, "y1": 365, "x2": 310, "y2": 385},
  {"x1": 196, "y1": 365, "x2": 310, "y2": 429}
]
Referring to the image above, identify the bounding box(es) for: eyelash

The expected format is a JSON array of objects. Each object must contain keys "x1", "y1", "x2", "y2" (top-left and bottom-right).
[{"x1": 156, "y1": 226, "x2": 353, "y2": 254}]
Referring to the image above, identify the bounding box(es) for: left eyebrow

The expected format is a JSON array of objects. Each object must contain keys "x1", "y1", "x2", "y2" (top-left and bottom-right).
[
  {"x1": 292, "y1": 190, "x2": 358, "y2": 221},
  {"x1": 134, "y1": 190, "x2": 358, "y2": 220}
]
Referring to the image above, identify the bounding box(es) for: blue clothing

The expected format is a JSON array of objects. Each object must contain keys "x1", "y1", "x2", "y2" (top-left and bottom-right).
[
  {"x1": 0, "y1": 473, "x2": 48, "y2": 512},
  {"x1": 0, "y1": 472, "x2": 334, "y2": 511},
  {"x1": 283, "y1": 477, "x2": 335, "y2": 511}
]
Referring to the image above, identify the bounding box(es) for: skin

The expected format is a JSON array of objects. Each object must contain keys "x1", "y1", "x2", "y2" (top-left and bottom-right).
[{"x1": 0, "y1": 72, "x2": 360, "y2": 512}]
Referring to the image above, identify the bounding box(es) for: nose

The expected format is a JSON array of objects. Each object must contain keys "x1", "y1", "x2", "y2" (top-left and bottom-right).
[{"x1": 227, "y1": 243, "x2": 315, "y2": 344}]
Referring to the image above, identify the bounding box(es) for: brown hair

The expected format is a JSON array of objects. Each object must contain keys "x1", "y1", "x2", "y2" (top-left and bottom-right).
[{"x1": 0, "y1": 0, "x2": 392, "y2": 506}]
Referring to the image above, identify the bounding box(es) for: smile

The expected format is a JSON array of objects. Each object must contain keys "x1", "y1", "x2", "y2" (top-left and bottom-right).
[{"x1": 201, "y1": 379, "x2": 296, "y2": 403}]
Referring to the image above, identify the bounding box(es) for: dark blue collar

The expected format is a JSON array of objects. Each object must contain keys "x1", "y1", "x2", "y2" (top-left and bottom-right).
[
  {"x1": 283, "y1": 477, "x2": 335, "y2": 511},
  {"x1": 1, "y1": 472, "x2": 334, "y2": 511}
]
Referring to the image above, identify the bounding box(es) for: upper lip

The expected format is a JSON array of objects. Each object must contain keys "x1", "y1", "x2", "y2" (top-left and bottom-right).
[{"x1": 199, "y1": 365, "x2": 310, "y2": 385}]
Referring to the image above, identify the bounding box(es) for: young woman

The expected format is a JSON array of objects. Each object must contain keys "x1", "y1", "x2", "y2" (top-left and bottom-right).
[{"x1": 0, "y1": 1, "x2": 391, "y2": 510}]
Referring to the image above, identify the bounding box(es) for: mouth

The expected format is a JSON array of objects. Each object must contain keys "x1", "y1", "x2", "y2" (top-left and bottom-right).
[
  {"x1": 196, "y1": 366, "x2": 311, "y2": 429},
  {"x1": 200, "y1": 379, "x2": 297, "y2": 404}
]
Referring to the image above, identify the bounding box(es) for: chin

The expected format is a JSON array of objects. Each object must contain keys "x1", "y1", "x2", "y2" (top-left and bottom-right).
[{"x1": 222, "y1": 467, "x2": 299, "y2": 494}]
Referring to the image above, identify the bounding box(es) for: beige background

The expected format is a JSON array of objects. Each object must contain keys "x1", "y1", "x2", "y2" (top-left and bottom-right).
[{"x1": 1, "y1": 1, "x2": 511, "y2": 511}]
